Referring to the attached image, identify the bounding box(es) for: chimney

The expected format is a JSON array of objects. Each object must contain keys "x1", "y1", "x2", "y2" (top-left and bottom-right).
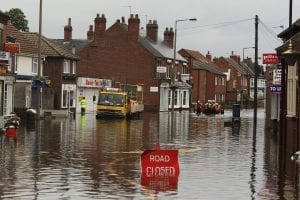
[
  {"x1": 164, "y1": 27, "x2": 174, "y2": 48},
  {"x1": 64, "y1": 18, "x2": 72, "y2": 42},
  {"x1": 146, "y1": 19, "x2": 158, "y2": 43},
  {"x1": 230, "y1": 51, "x2": 241, "y2": 64},
  {"x1": 94, "y1": 13, "x2": 106, "y2": 39},
  {"x1": 128, "y1": 14, "x2": 140, "y2": 40},
  {"x1": 206, "y1": 51, "x2": 212, "y2": 61},
  {"x1": 121, "y1": 16, "x2": 125, "y2": 24},
  {"x1": 87, "y1": 25, "x2": 94, "y2": 41}
]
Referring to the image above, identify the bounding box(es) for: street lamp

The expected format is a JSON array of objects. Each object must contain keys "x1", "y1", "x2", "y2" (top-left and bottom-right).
[
  {"x1": 283, "y1": 40, "x2": 300, "y2": 66},
  {"x1": 242, "y1": 46, "x2": 255, "y2": 61},
  {"x1": 171, "y1": 18, "x2": 197, "y2": 114}
]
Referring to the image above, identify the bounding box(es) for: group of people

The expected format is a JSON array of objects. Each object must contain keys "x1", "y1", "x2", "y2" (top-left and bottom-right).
[{"x1": 196, "y1": 101, "x2": 224, "y2": 115}]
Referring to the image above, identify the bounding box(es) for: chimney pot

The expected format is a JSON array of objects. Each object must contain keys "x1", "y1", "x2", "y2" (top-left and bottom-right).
[
  {"x1": 64, "y1": 17, "x2": 72, "y2": 42},
  {"x1": 146, "y1": 19, "x2": 158, "y2": 43}
]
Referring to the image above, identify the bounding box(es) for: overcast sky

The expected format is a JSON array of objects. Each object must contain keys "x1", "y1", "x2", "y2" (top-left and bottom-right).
[{"x1": 2, "y1": 0, "x2": 300, "y2": 61}]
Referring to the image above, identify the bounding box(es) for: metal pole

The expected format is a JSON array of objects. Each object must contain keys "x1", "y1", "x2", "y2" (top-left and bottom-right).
[
  {"x1": 37, "y1": 0, "x2": 42, "y2": 120},
  {"x1": 253, "y1": 15, "x2": 258, "y2": 134},
  {"x1": 171, "y1": 18, "x2": 197, "y2": 116},
  {"x1": 289, "y1": 0, "x2": 292, "y2": 31},
  {"x1": 171, "y1": 20, "x2": 178, "y2": 115}
]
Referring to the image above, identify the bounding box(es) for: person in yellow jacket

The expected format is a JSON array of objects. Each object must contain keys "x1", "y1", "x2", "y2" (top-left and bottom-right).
[{"x1": 80, "y1": 96, "x2": 87, "y2": 115}]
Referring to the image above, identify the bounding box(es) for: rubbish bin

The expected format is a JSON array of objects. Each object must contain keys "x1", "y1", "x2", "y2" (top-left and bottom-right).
[
  {"x1": 26, "y1": 108, "x2": 37, "y2": 130},
  {"x1": 232, "y1": 104, "x2": 240, "y2": 119}
]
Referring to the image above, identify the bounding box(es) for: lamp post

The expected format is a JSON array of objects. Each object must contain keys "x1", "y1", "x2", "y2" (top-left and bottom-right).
[
  {"x1": 37, "y1": 0, "x2": 43, "y2": 120},
  {"x1": 171, "y1": 18, "x2": 197, "y2": 115},
  {"x1": 242, "y1": 46, "x2": 255, "y2": 61}
]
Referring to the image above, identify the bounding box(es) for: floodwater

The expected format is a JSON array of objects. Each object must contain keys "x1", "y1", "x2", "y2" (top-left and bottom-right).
[{"x1": 0, "y1": 109, "x2": 299, "y2": 199}]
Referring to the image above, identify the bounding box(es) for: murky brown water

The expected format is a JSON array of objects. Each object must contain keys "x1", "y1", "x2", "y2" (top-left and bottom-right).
[{"x1": 0, "y1": 109, "x2": 299, "y2": 199}]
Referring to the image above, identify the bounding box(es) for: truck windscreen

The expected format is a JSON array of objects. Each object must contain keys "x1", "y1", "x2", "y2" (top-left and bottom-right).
[{"x1": 98, "y1": 93, "x2": 124, "y2": 106}]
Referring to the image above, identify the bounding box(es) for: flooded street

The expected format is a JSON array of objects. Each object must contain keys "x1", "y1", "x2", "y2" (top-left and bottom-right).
[{"x1": 0, "y1": 109, "x2": 299, "y2": 199}]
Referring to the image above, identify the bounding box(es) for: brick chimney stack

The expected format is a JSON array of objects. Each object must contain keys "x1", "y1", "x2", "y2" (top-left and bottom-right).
[
  {"x1": 146, "y1": 19, "x2": 158, "y2": 43},
  {"x1": 64, "y1": 18, "x2": 72, "y2": 42},
  {"x1": 128, "y1": 14, "x2": 140, "y2": 40},
  {"x1": 230, "y1": 51, "x2": 241, "y2": 64},
  {"x1": 206, "y1": 51, "x2": 212, "y2": 61},
  {"x1": 164, "y1": 27, "x2": 174, "y2": 48},
  {"x1": 94, "y1": 14, "x2": 106, "y2": 39},
  {"x1": 87, "y1": 25, "x2": 94, "y2": 41}
]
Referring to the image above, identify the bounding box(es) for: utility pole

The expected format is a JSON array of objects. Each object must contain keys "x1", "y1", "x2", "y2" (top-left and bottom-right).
[{"x1": 253, "y1": 15, "x2": 258, "y2": 134}]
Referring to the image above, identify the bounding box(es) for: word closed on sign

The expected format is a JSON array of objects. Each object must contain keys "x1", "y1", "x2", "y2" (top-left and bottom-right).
[
  {"x1": 140, "y1": 150, "x2": 179, "y2": 191},
  {"x1": 140, "y1": 150, "x2": 179, "y2": 177}
]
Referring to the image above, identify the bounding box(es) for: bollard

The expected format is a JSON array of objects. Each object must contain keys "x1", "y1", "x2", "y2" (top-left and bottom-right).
[{"x1": 26, "y1": 109, "x2": 37, "y2": 130}]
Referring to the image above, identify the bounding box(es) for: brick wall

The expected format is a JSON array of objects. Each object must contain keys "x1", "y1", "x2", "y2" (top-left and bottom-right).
[{"x1": 77, "y1": 20, "x2": 160, "y2": 111}]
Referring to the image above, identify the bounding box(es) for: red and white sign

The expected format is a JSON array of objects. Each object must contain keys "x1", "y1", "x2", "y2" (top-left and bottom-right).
[
  {"x1": 4, "y1": 43, "x2": 20, "y2": 54},
  {"x1": 263, "y1": 53, "x2": 278, "y2": 64},
  {"x1": 140, "y1": 150, "x2": 179, "y2": 191}
]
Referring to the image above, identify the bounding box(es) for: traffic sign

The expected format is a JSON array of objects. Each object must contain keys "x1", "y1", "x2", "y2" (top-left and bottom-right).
[{"x1": 140, "y1": 150, "x2": 179, "y2": 191}]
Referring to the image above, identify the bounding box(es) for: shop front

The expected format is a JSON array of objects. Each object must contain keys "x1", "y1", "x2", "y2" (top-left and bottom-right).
[{"x1": 76, "y1": 77, "x2": 112, "y2": 113}]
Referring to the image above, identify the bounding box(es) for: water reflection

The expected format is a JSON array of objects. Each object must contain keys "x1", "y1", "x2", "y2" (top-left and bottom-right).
[{"x1": 0, "y1": 109, "x2": 299, "y2": 199}]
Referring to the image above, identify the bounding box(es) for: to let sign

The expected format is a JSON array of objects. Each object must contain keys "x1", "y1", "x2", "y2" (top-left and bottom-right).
[
  {"x1": 263, "y1": 53, "x2": 278, "y2": 64},
  {"x1": 268, "y1": 84, "x2": 281, "y2": 94},
  {"x1": 4, "y1": 43, "x2": 20, "y2": 54}
]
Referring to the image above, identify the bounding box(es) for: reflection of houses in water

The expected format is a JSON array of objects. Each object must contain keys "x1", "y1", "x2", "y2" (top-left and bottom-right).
[{"x1": 157, "y1": 111, "x2": 190, "y2": 144}]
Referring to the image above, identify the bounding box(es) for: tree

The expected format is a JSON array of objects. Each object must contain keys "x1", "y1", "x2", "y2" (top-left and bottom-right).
[{"x1": 5, "y1": 8, "x2": 29, "y2": 32}]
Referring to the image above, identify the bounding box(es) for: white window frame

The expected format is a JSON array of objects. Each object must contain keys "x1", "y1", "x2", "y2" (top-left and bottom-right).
[
  {"x1": 72, "y1": 61, "x2": 76, "y2": 74},
  {"x1": 63, "y1": 59, "x2": 70, "y2": 73},
  {"x1": 32, "y1": 57, "x2": 38, "y2": 74},
  {"x1": 287, "y1": 61, "x2": 297, "y2": 116}
]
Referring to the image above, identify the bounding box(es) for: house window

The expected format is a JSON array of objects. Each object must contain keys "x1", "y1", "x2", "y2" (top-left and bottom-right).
[
  {"x1": 63, "y1": 59, "x2": 70, "y2": 73},
  {"x1": 72, "y1": 61, "x2": 76, "y2": 74},
  {"x1": 250, "y1": 78, "x2": 254, "y2": 87},
  {"x1": 175, "y1": 90, "x2": 178, "y2": 106},
  {"x1": 287, "y1": 62, "x2": 297, "y2": 116},
  {"x1": 215, "y1": 77, "x2": 218, "y2": 85},
  {"x1": 183, "y1": 91, "x2": 187, "y2": 105},
  {"x1": 168, "y1": 90, "x2": 171, "y2": 106},
  {"x1": 32, "y1": 58, "x2": 38, "y2": 74}
]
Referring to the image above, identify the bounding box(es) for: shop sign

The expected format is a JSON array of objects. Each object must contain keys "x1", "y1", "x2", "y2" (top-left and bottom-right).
[
  {"x1": 4, "y1": 43, "x2": 20, "y2": 54},
  {"x1": 263, "y1": 53, "x2": 278, "y2": 64},
  {"x1": 77, "y1": 77, "x2": 112, "y2": 88}
]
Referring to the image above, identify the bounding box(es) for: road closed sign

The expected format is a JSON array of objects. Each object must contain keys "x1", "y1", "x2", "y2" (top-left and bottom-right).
[{"x1": 140, "y1": 150, "x2": 179, "y2": 191}]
